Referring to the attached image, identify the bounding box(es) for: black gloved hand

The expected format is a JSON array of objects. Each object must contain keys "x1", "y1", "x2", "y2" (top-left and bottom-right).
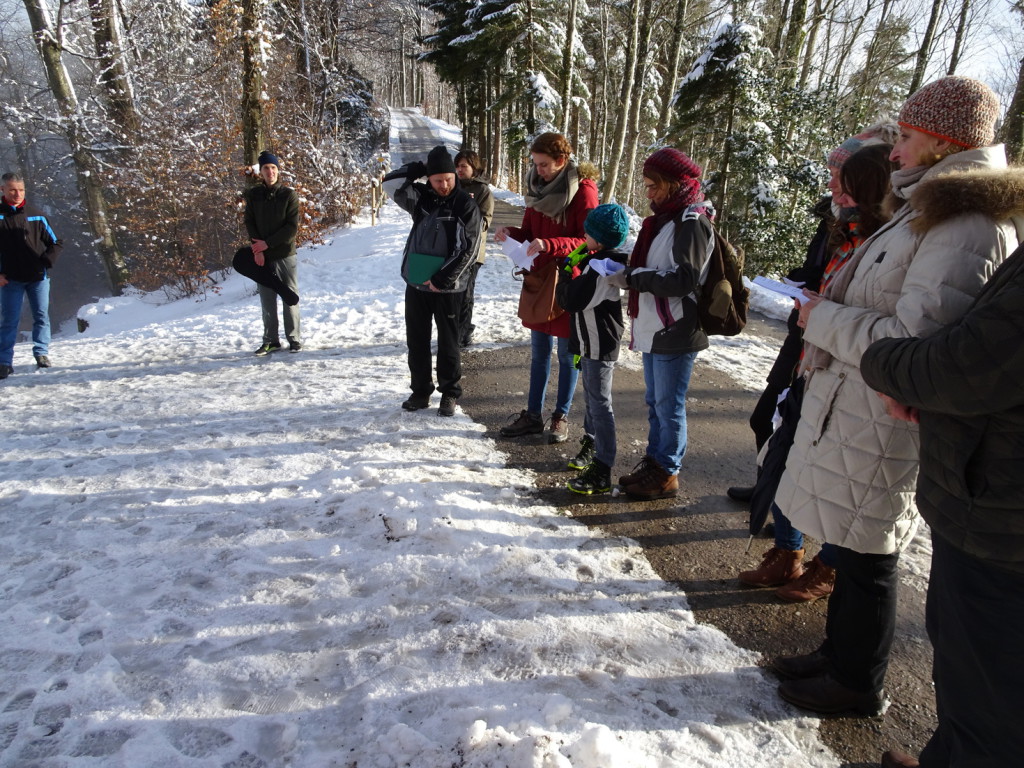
[
  {"x1": 382, "y1": 161, "x2": 428, "y2": 183},
  {"x1": 406, "y1": 161, "x2": 428, "y2": 180}
]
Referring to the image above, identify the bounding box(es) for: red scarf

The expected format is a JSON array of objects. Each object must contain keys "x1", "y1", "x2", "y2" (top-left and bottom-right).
[{"x1": 627, "y1": 183, "x2": 703, "y2": 318}]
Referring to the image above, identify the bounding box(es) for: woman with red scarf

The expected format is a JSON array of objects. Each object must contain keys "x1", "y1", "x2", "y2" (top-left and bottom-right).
[{"x1": 609, "y1": 148, "x2": 711, "y2": 500}]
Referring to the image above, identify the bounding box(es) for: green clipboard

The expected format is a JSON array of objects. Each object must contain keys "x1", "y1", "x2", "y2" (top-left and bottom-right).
[{"x1": 407, "y1": 252, "x2": 445, "y2": 284}]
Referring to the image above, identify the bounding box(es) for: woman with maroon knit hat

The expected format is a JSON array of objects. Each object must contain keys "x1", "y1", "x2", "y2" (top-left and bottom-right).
[
  {"x1": 772, "y1": 76, "x2": 1024, "y2": 722},
  {"x1": 606, "y1": 148, "x2": 711, "y2": 501}
]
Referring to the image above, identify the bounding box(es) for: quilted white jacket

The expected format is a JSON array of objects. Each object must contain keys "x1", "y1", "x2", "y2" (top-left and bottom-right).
[{"x1": 775, "y1": 145, "x2": 1024, "y2": 555}]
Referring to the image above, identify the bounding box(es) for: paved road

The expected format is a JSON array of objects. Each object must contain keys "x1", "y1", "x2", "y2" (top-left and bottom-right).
[{"x1": 391, "y1": 108, "x2": 459, "y2": 167}]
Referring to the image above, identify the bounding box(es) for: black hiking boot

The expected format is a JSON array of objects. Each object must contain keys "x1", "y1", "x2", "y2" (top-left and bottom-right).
[
  {"x1": 402, "y1": 393, "x2": 431, "y2": 411},
  {"x1": 567, "y1": 460, "x2": 612, "y2": 495},
  {"x1": 568, "y1": 435, "x2": 595, "y2": 470},
  {"x1": 438, "y1": 394, "x2": 457, "y2": 417}
]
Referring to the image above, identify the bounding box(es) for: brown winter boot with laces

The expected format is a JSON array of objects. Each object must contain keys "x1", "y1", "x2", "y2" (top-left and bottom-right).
[
  {"x1": 623, "y1": 458, "x2": 678, "y2": 500},
  {"x1": 775, "y1": 554, "x2": 835, "y2": 602},
  {"x1": 738, "y1": 547, "x2": 805, "y2": 587},
  {"x1": 619, "y1": 456, "x2": 656, "y2": 486}
]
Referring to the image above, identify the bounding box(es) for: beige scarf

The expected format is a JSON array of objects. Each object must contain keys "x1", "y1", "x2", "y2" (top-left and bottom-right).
[{"x1": 524, "y1": 162, "x2": 580, "y2": 225}]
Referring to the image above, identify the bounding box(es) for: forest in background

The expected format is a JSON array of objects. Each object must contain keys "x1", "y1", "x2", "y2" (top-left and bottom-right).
[
  {"x1": 0, "y1": 0, "x2": 1022, "y2": 299},
  {"x1": 423, "y1": 0, "x2": 1024, "y2": 275}
]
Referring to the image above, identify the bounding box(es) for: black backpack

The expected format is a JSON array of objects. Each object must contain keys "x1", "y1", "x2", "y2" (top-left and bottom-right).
[{"x1": 686, "y1": 212, "x2": 749, "y2": 336}]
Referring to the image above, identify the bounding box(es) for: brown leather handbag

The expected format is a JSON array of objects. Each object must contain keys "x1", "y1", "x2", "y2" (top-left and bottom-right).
[{"x1": 517, "y1": 260, "x2": 564, "y2": 325}]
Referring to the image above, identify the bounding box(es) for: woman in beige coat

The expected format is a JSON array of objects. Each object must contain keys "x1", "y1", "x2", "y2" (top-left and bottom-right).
[{"x1": 772, "y1": 77, "x2": 1024, "y2": 716}]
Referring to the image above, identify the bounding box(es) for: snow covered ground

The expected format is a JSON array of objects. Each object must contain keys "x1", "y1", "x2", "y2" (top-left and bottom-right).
[{"x1": 0, "y1": 112, "x2": 910, "y2": 767}]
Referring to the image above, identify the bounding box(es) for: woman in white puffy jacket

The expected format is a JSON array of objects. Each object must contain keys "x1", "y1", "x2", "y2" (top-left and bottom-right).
[{"x1": 772, "y1": 77, "x2": 1024, "y2": 717}]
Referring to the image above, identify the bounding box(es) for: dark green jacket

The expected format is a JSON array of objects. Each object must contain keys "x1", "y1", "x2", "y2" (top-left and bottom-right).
[
  {"x1": 243, "y1": 182, "x2": 299, "y2": 262},
  {"x1": 861, "y1": 242, "x2": 1024, "y2": 574}
]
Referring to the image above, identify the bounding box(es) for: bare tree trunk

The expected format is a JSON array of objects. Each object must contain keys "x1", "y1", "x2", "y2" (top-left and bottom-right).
[
  {"x1": 854, "y1": 0, "x2": 896, "y2": 120},
  {"x1": 241, "y1": 0, "x2": 265, "y2": 165},
  {"x1": 771, "y1": 0, "x2": 792, "y2": 56},
  {"x1": 717, "y1": 87, "x2": 737, "y2": 232},
  {"x1": 909, "y1": 0, "x2": 942, "y2": 94},
  {"x1": 1001, "y1": 54, "x2": 1024, "y2": 164},
  {"x1": 602, "y1": 0, "x2": 643, "y2": 202},
  {"x1": 623, "y1": 0, "x2": 656, "y2": 208},
  {"x1": 798, "y1": 0, "x2": 829, "y2": 89},
  {"x1": 400, "y1": 30, "x2": 408, "y2": 106},
  {"x1": 779, "y1": 0, "x2": 809, "y2": 89},
  {"x1": 87, "y1": 0, "x2": 139, "y2": 139},
  {"x1": 559, "y1": 0, "x2": 579, "y2": 134},
  {"x1": 946, "y1": 0, "x2": 971, "y2": 75},
  {"x1": 21, "y1": 0, "x2": 129, "y2": 294},
  {"x1": 828, "y1": 0, "x2": 875, "y2": 92},
  {"x1": 658, "y1": 0, "x2": 690, "y2": 136}
]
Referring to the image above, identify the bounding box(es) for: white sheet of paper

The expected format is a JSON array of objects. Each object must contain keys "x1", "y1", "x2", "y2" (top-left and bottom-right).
[
  {"x1": 589, "y1": 258, "x2": 626, "y2": 277},
  {"x1": 752, "y1": 275, "x2": 806, "y2": 300},
  {"x1": 502, "y1": 238, "x2": 535, "y2": 271}
]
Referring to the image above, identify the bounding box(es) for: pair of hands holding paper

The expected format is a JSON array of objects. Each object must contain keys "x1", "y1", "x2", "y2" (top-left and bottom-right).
[{"x1": 495, "y1": 226, "x2": 548, "y2": 258}]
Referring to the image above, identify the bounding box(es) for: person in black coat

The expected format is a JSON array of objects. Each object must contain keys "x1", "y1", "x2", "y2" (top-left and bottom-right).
[
  {"x1": 384, "y1": 146, "x2": 481, "y2": 417},
  {"x1": 233, "y1": 151, "x2": 301, "y2": 356},
  {"x1": 0, "y1": 172, "x2": 63, "y2": 377},
  {"x1": 861, "y1": 241, "x2": 1024, "y2": 768}
]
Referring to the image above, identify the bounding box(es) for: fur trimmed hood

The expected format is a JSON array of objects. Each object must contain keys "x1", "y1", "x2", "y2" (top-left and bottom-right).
[{"x1": 905, "y1": 145, "x2": 1024, "y2": 234}]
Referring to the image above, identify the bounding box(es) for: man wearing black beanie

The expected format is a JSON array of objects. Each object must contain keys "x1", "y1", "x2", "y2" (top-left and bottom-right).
[
  {"x1": 233, "y1": 150, "x2": 301, "y2": 356},
  {"x1": 383, "y1": 145, "x2": 481, "y2": 417}
]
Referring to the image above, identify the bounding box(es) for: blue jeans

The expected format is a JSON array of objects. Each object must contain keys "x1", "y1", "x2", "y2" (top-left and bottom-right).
[
  {"x1": 0, "y1": 276, "x2": 50, "y2": 366},
  {"x1": 771, "y1": 503, "x2": 838, "y2": 566},
  {"x1": 642, "y1": 350, "x2": 698, "y2": 475},
  {"x1": 527, "y1": 331, "x2": 578, "y2": 418},
  {"x1": 580, "y1": 358, "x2": 616, "y2": 467}
]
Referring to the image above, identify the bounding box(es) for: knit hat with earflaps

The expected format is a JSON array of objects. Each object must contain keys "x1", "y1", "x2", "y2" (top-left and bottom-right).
[
  {"x1": 584, "y1": 204, "x2": 630, "y2": 249},
  {"x1": 898, "y1": 76, "x2": 1000, "y2": 149},
  {"x1": 426, "y1": 145, "x2": 456, "y2": 176}
]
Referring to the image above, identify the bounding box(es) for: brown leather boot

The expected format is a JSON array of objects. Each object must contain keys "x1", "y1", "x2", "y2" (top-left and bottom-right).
[
  {"x1": 739, "y1": 547, "x2": 805, "y2": 587},
  {"x1": 775, "y1": 554, "x2": 835, "y2": 602},
  {"x1": 619, "y1": 455, "x2": 656, "y2": 486},
  {"x1": 623, "y1": 459, "x2": 678, "y2": 500}
]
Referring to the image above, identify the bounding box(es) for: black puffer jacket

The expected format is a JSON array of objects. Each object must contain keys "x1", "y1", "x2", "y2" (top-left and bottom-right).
[
  {"x1": 243, "y1": 182, "x2": 299, "y2": 262},
  {"x1": 0, "y1": 201, "x2": 63, "y2": 282},
  {"x1": 861, "y1": 242, "x2": 1024, "y2": 574}
]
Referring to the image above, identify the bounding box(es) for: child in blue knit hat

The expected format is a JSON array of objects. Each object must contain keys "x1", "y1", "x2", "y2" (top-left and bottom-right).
[{"x1": 555, "y1": 203, "x2": 631, "y2": 494}]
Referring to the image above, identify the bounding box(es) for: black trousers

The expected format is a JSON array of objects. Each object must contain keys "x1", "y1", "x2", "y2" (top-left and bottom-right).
[
  {"x1": 822, "y1": 545, "x2": 899, "y2": 694},
  {"x1": 458, "y1": 262, "x2": 482, "y2": 345},
  {"x1": 405, "y1": 285, "x2": 463, "y2": 399},
  {"x1": 918, "y1": 534, "x2": 1024, "y2": 767}
]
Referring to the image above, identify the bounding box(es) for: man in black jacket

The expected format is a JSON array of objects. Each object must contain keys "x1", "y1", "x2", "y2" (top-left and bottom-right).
[
  {"x1": 234, "y1": 151, "x2": 301, "y2": 356},
  {"x1": 0, "y1": 172, "x2": 63, "y2": 378},
  {"x1": 383, "y1": 146, "x2": 481, "y2": 417},
  {"x1": 861, "y1": 241, "x2": 1024, "y2": 768}
]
